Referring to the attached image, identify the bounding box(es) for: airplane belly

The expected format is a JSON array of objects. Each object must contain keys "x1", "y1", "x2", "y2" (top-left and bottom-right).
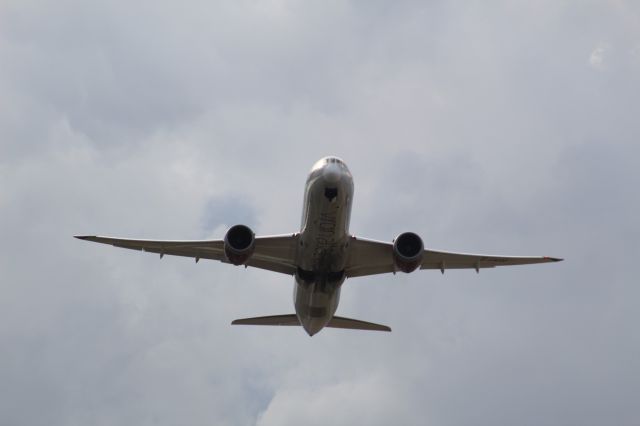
[
  {"x1": 293, "y1": 156, "x2": 354, "y2": 335},
  {"x1": 298, "y1": 173, "x2": 353, "y2": 272},
  {"x1": 294, "y1": 277, "x2": 341, "y2": 336}
]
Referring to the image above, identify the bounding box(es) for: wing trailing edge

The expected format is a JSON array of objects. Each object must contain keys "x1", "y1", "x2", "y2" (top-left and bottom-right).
[
  {"x1": 345, "y1": 236, "x2": 563, "y2": 278},
  {"x1": 74, "y1": 234, "x2": 299, "y2": 275}
]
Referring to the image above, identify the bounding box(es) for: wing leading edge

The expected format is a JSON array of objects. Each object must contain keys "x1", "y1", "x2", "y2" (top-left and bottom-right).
[
  {"x1": 74, "y1": 234, "x2": 299, "y2": 275},
  {"x1": 76, "y1": 234, "x2": 561, "y2": 278},
  {"x1": 345, "y1": 236, "x2": 562, "y2": 278}
]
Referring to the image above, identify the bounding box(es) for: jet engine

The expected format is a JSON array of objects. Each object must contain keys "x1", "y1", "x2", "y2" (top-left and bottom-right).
[
  {"x1": 392, "y1": 232, "x2": 424, "y2": 273},
  {"x1": 224, "y1": 224, "x2": 256, "y2": 265}
]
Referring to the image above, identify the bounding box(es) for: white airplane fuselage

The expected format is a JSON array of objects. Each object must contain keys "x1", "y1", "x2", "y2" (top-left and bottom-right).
[{"x1": 294, "y1": 158, "x2": 354, "y2": 335}]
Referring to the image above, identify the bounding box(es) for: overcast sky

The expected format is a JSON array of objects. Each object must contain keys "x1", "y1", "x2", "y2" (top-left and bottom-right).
[{"x1": 1, "y1": 1, "x2": 639, "y2": 425}]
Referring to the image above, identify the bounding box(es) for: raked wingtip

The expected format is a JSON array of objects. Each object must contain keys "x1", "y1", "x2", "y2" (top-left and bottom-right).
[{"x1": 545, "y1": 256, "x2": 564, "y2": 262}]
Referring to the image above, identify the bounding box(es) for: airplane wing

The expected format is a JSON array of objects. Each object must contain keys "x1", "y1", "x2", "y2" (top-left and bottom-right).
[
  {"x1": 75, "y1": 234, "x2": 299, "y2": 275},
  {"x1": 345, "y1": 236, "x2": 562, "y2": 278}
]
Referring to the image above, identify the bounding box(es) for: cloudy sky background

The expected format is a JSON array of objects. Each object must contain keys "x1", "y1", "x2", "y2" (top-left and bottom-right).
[{"x1": 1, "y1": 1, "x2": 639, "y2": 424}]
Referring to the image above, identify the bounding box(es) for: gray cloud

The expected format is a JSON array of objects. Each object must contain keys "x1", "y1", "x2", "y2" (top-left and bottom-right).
[{"x1": 1, "y1": 1, "x2": 638, "y2": 425}]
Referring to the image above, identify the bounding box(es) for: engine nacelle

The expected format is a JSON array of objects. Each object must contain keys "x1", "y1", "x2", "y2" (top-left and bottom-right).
[
  {"x1": 224, "y1": 224, "x2": 256, "y2": 265},
  {"x1": 392, "y1": 232, "x2": 424, "y2": 273}
]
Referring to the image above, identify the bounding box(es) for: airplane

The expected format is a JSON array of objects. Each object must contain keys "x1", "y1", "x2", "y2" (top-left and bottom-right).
[{"x1": 76, "y1": 156, "x2": 562, "y2": 336}]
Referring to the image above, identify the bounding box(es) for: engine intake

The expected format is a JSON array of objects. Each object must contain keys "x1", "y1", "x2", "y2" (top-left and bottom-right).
[
  {"x1": 224, "y1": 224, "x2": 255, "y2": 265},
  {"x1": 393, "y1": 232, "x2": 424, "y2": 273}
]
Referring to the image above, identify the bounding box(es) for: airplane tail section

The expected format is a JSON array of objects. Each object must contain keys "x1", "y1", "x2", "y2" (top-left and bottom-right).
[
  {"x1": 231, "y1": 314, "x2": 391, "y2": 332},
  {"x1": 231, "y1": 314, "x2": 300, "y2": 326},
  {"x1": 327, "y1": 316, "x2": 391, "y2": 332}
]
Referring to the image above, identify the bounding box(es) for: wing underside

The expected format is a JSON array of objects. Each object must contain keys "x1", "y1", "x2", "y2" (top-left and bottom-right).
[
  {"x1": 76, "y1": 233, "x2": 561, "y2": 278},
  {"x1": 75, "y1": 234, "x2": 299, "y2": 275},
  {"x1": 345, "y1": 236, "x2": 562, "y2": 278}
]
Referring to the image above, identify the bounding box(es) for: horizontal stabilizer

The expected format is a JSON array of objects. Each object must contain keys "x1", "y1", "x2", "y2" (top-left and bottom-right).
[
  {"x1": 231, "y1": 314, "x2": 391, "y2": 332},
  {"x1": 231, "y1": 314, "x2": 300, "y2": 326},
  {"x1": 327, "y1": 316, "x2": 391, "y2": 332}
]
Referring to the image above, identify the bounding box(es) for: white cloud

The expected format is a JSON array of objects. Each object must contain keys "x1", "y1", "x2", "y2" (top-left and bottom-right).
[
  {"x1": 589, "y1": 41, "x2": 610, "y2": 69},
  {"x1": 257, "y1": 372, "x2": 421, "y2": 426}
]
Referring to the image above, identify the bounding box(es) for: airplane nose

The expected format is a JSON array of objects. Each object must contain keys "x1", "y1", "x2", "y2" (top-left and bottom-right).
[{"x1": 323, "y1": 163, "x2": 341, "y2": 183}]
